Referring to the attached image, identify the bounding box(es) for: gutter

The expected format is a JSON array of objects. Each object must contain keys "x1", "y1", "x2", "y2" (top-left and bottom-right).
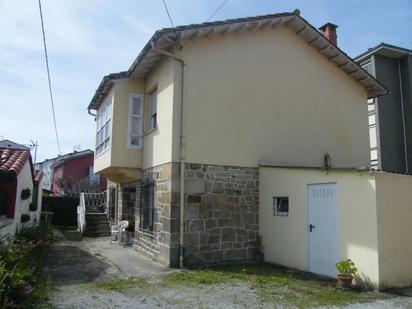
[{"x1": 151, "y1": 44, "x2": 186, "y2": 268}]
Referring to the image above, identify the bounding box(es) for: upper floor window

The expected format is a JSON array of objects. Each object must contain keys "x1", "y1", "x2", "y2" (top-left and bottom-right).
[
  {"x1": 149, "y1": 89, "x2": 157, "y2": 130},
  {"x1": 96, "y1": 96, "x2": 112, "y2": 156},
  {"x1": 128, "y1": 93, "x2": 144, "y2": 148}
]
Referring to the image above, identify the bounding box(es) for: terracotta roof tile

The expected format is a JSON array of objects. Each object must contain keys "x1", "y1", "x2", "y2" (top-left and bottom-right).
[{"x1": 0, "y1": 148, "x2": 30, "y2": 176}]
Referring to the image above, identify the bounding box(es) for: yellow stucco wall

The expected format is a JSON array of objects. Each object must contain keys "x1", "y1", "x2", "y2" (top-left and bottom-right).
[
  {"x1": 375, "y1": 173, "x2": 412, "y2": 288},
  {"x1": 259, "y1": 167, "x2": 379, "y2": 287},
  {"x1": 143, "y1": 57, "x2": 177, "y2": 168},
  {"x1": 178, "y1": 25, "x2": 369, "y2": 168}
]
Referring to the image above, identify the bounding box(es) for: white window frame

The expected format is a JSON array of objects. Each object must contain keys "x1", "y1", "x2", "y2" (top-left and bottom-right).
[
  {"x1": 273, "y1": 196, "x2": 289, "y2": 216},
  {"x1": 128, "y1": 93, "x2": 144, "y2": 149},
  {"x1": 149, "y1": 89, "x2": 157, "y2": 130},
  {"x1": 95, "y1": 96, "x2": 112, "y2": 156}
]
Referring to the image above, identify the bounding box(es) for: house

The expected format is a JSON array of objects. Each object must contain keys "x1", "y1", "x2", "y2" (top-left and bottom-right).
[
  {"x1": 0, "y1": 145, "x2": 43, "y2": 236},
  {"x1": 87, "y1": 10, "x2": 412, "y2": 288},
  {"x1": 354, "y1": 43, "x2": 412, "y2": 173},
  {"x1": 49, "y1": 149, "x2": 106, "y2": 196}
]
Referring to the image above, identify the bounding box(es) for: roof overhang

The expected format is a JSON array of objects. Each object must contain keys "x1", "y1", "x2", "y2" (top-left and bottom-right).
[
  {"x1": 355, "y1": 43, "x2": 412, "y2": 63},
  {"x1": 88, "y1": 11, "x2": 387, "y2": 110}
]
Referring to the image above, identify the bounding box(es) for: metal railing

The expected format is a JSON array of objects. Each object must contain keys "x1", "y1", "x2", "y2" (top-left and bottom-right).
[{"x1": 77, "y1": 190, "x2": 108, "y2": 235}]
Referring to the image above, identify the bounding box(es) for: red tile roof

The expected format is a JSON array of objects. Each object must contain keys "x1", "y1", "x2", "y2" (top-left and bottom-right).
[
  {"x1": 34, "y1": 170, "x2": 43, "y2": 183},
  {"x1": 0, "y1": 148, "x2": 30, "y2": 176}
]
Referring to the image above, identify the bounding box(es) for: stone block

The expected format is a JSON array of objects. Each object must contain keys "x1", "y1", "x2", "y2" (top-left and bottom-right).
[
  {"x1": 224, "y1": 248, "x2": 247, "y2": 260},
  {"x1": 184, "y1": 232, "x2": 199, "y2": 247},
  {"x1": 205, "y1": 218, "x2": 217, "y2": 230},
  {"x1": 188, "y1": 219, "x2": 204, "y2": 232},
  {"x1": 187, "y1": 195, "x2": 202, "y2": 204},
  {"x1": 185, "y1": 205, "x2": 199, "y2": 220},
  {"x1": 185, "y1": 179, "x2": 205, "y2": 194},
  {"x1": 211, "y1": 182, "x2": 224, "y2": 194},
  {"x1": 221, "y1": 227, "x2": 236, "y2": 242}
]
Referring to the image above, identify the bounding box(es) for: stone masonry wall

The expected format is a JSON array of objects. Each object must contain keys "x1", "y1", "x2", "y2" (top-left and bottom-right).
[
  {"x1": 117, "y1": 181, "x2": 139, "y2": 224},
  {"x1": 134, "y1": 163, "x2": 180, "y2": 267},
  {"x1": 183, "y1": 163, "x2": 259, "y2": 266}
]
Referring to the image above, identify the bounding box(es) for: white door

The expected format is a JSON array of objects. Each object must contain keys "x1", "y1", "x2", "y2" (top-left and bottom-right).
[{"x1": 308, "y1": 183, "x2": 338, "y2": 278}]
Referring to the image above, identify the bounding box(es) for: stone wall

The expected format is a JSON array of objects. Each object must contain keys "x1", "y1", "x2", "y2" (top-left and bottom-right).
[
  {"x1": 183, "y1": 163, "x2": 259, "y2": 266},
  {"x1": 134, "y1": 162, "x2": 180, "y2": 267}
]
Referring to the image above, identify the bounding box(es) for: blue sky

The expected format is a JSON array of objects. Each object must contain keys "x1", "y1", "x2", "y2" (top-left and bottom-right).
[{"x1": 1, "y1": 0, "x2": 411, "y2": 162}]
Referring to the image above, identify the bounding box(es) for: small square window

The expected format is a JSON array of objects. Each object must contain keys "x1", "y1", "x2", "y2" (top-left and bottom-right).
[{"x1": 273, "y1": 197, "x2": 289, "y2": 216}]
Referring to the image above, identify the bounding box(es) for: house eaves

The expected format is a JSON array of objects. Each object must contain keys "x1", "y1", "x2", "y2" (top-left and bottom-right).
[
  {"x1": 88, "y1": 11, "x2": 387, "y2": 110},
  {"x1": 355, "y1": 42, "x2": 412, "y2": 63}
]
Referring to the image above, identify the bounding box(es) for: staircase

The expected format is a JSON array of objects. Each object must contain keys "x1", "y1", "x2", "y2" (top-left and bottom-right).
[{"x1": 84, "y1": 213, "x2": 110, "y2": 237}]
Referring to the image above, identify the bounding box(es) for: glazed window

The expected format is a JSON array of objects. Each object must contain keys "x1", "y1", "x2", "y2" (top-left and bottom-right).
[
  {"x1": 273, "y1": 196, "x2": 289, "y2": 216},
  {"x1": 128, "y1": 93, "x2": 144, "y2": 148},
  {"x1": 96, "y1": 96, "x2": 112, "y2": 155},
  {"x1": 149, "y1": 89, "x2": 157, "y2": 130},
  {"x1": 140, "y1": 182, "x2": 155, "y2": 232}
]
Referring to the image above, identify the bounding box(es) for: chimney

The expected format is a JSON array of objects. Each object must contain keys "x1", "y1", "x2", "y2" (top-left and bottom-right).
[{"x1": 318, "y1": 23, "x2": 338, "y2": 46}]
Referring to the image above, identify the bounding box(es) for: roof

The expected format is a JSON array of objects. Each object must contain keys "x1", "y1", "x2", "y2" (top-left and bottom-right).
[
  {"x1": 0, "y1": 148, "x2": 31, "y2": 177},
  {"x1": 51, "y1": 149, "x2": 94, "y2": 169},
  {"x1": 34, "y1": 170, "x2": 43, "y2": 183},
  {"x1": 0, "y1": 139, "x2": 30, "y2": 150},
  {"x1": 88, "y1": 10, "x2": 387, "y2": 110},
  {"x1": 355, "y1": 43, "x2": 412, "y2": 63}
]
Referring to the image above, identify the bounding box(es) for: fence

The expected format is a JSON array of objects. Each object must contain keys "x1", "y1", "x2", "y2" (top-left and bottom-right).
[{"x1": 41, "y1": 196, "x2": 79, "y2": 226}]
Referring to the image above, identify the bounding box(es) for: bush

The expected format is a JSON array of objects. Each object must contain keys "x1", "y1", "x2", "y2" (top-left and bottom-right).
[{"x1": 0, "y1": 224, "x2": 51, "y2": 306}]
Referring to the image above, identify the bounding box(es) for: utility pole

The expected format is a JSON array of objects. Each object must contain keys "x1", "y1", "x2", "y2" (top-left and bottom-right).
[{"x1": 30, "y1": 140, "x2": 38, "y2": 164}]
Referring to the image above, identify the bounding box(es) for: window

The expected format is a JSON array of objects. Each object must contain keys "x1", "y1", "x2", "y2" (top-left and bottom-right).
[
  {"x1": 361, "y1": 61, "x2": 373, "y2": 75},
  {"x1": 88, "y1": 166, "x2": 99, "y2": 182},
  {"x1": 140, "y1": 182, "x2": 155, "y2": 231},
  {"x1": 149, "y1": 89, "x2": 157, "y2": 130},
  {"x1": 0, "y1": 189, "x2": 8, "y2": 216},
  {"x1": 96, "y1": 96, "x2": 112, "y2": 155},
  {"x1": 273, "y1": 196, "x2": 289, "y2": 216},
  {"x1": 128, "y1": 94, "x2": 144, "y2": 148}
]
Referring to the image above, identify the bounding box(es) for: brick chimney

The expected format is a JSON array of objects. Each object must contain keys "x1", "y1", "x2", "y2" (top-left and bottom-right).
[{"x1": 318, "y1": 23, "x2": 338, "y2": 46}]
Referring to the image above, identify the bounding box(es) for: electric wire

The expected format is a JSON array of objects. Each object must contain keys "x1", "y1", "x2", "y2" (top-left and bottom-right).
[
  {"x1": 206, "y1": 0, "x2": 229, "y2": 22},
  {"x1": 38, "y1": 0, "x2": 61, "y2": 154}
]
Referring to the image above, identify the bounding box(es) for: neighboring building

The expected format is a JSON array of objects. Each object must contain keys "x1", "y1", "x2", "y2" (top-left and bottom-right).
[
  {"x1": 35, "y1": 157, "x2": 57, "y2": 191},
  {"x1": 0, "y1": 139, "x2": 30, "y2": 150},
  {"x1": 86, "y1": 11, "x2": 412, "y2": 288},
  {"x1": 0, "y1": 146, "x2": 43, "y2": 236},
  {"x1": 51, "y1": 150, "x2": 106, "y2": 196},
  {"x1": 355, "y1": 43, "x2": 412, "y2": 173}
]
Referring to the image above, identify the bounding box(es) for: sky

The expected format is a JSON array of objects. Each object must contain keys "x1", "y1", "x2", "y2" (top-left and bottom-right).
[{"x1": 1, "y1": 0, "x2": 411, "y2": 162}]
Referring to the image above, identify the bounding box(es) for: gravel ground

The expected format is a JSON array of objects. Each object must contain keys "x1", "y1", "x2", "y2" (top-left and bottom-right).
[
  {"x1": 44, "y1": 235, "x2": 412, "y2": 309},
  {"x1": 48, "y1": 282, "x2": 412, "y2": 309}
]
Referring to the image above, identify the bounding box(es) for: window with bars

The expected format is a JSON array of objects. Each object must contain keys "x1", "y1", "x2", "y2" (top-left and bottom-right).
[
  {"x1": 96, "y1": 96, "x2": 112, "y2": 156},
  {"x1": 140, "y1": 181, "x2": 155, "y2": 232},
  {"x1": 149, "y1": 89, "x2": 157, "y2": 130},
  {"x1": 128, "y1": 93, "x2": 144, "y2": 148}
]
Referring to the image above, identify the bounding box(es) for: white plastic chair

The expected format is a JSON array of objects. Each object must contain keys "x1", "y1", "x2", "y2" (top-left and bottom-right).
[{"x1": 110, "y1": 220, "x2": 129, "y2": 244}]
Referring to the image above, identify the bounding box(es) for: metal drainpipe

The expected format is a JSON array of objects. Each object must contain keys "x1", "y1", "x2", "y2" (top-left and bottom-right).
[
  {"x1": 398, "y1": 60, "x2": 408, "y2": 173},
  {"x1": 152, "y1": 45, "x2": 186, "y2": 268}
]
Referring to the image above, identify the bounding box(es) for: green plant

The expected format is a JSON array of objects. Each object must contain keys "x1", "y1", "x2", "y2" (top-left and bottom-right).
[
  {"x1": 29, "y1": 202, "x2": 37, "y2": 212},
  {"x1": 336, "y1": 259, "x2": 357, "y2": 277},
  {"x1": 21, "y1": 188, "x2": 31, "y2": 200}
]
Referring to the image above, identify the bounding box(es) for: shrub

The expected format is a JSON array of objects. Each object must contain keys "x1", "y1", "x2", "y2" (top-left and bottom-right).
[
  {"x1": 0, "y1": 224, "x2": 51, "y2": 306},
  {"x1": 21, "y1": 188, "x2": 31, "y2": 200}
]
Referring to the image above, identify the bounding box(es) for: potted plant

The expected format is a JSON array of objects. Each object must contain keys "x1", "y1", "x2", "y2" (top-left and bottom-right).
[
  {"x1": 336, "y1": 259, "x2": 357, "y2": 289},
  {"x1": 21, "y1": 188, "x2": 31, "y2": 200}
]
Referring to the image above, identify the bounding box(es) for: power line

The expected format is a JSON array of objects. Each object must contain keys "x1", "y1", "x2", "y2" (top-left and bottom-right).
[
  {"x1": 162, "y1": 0, "x2": 177, "y2": 34},
  {"x1": 38, "y1": 0, "x2": 61, "y2": 155},
  {"x1": 206, "y1": 0, "x2": 229, "y2": 22}
]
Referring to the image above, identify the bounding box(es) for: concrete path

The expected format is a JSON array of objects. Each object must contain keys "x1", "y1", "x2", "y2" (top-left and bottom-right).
[{"x1": 44, "y1": 234, "x2": 174, "y2": 287}]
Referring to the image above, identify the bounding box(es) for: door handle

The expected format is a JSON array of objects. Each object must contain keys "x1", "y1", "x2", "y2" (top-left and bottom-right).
[{"x1": 309, "y1": 224, "x2": 316, "y2": 232}]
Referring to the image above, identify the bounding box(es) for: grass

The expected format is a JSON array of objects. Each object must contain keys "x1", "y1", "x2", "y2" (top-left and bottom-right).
[
  {"x1": 88, "y1": 263, "x2": 391, "y2": 308},
  {"x1": 59, "y1": 229, "x2": 82, "y2": 241}
]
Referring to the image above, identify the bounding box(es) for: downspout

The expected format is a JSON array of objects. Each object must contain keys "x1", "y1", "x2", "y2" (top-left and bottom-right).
[
  {"x1": 398, "y1": 60, "x2": 408, "y2": 173},
  {"x1": 151, "y1": 44, "x2": 186, "y2": 268}
]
